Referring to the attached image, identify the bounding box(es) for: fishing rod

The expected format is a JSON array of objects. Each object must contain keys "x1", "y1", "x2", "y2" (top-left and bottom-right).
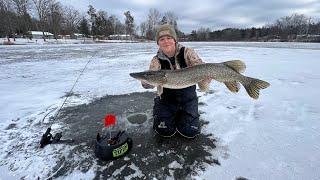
[{"x1": 40, "y1": 50, "x2": 99, "y2": 148}]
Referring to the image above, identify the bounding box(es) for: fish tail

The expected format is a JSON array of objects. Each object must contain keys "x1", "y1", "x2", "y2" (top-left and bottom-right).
[{"x1": 243, "y1": 78, "x2": 270, "y2": 99}]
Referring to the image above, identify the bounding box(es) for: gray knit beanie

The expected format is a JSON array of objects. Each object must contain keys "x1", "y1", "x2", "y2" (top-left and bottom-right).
[{"x1": 155, "y1": 24, "x2": 177, "y2": 44}]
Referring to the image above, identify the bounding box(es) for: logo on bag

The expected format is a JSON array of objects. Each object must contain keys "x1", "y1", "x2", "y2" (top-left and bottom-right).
[
  {"x1": 158, "y1": 121, "x2": 167, "y2": 129},
  {"x1": 112, "y1": 143, "x2": 129, "y2": 158}
]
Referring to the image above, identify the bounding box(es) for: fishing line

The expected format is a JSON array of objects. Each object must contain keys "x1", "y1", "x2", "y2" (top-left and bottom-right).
[
  {"x1": 40, "y1": 49, "x2": 100, "y2": 148},
  {"x1": 49, "y1": 49, "x2": 99, "y2": 127}
]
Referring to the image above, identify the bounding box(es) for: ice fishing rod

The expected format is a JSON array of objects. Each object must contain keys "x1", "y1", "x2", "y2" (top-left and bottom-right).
[{"x1": 40, "y1": 50, "x2": 99, "y2": 148}]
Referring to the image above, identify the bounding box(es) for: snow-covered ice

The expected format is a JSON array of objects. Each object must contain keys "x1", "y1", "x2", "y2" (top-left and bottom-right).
[{"x1": 1, "y1": 40, "x2": 320, "y2": 179}]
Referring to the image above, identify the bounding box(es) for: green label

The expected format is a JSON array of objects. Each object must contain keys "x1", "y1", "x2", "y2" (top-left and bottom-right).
[{"x1": 112, "y1": 143, "x2": 129, "y2": 158}]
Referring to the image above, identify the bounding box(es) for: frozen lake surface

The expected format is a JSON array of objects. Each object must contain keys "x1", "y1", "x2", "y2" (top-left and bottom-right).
[{"x1": 1, "y1": 42, "x2": 320, "y2": 179}]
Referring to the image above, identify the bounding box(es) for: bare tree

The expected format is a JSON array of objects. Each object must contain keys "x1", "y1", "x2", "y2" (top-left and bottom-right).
[
  {"x1": 107, "y1": 15, "x2": 117, "y2": 35},
  {"x1": 0, "y1": 0, "x2": 19, "y2": 41},
  {"x1": 146, "y1": 8, "x2": 161, "y2": 40},
  {"x1": 163, "y1": 11, "x2": 180, "y2": 35},
  {"x1": 32, "y1": 0, "x2": 52, "y2": 41},
  {"x1": 163, "y1": 11, "x2": 178, "y2": 26},
  {"x1": 11, "y1": 0, "x2": 32, "y2": 37},
  {"x1": 139, "y1": 21, "x2": 147, "y2": 37},
  {"x1": 197, "y1": 27, "x2": 211, "y2": 41},
  {"x1": 273, "y1": 13, "x2": 309, "y2": 39},
  {"x1": 63, "y1": 6, "x2": 81, "y2": 36},
  {"x1": 48, "y1": 1, "x2": 63, "y2": 39},
  {"x1": 95, "y1": 10, "x2": 110, "y2": 36},
  {"x1": 115, "y1": 18, "x2": 125, "y2": 35}
]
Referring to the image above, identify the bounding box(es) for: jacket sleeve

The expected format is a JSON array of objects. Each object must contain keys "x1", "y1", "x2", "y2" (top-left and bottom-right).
[
  {"x1": 184, "y1": 47, "x2": 205, "y2": 67},
  {"x1": 141, "y1": 56, "x2": 161, "y2": 89},
  {"x1": 149, "y1": 56, "x2": 161, "y2": 70}
]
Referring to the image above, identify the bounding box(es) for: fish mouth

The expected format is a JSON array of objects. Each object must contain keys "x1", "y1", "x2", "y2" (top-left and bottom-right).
[
  {"x1": 129, "y1": 72, "x2": 144, "y2": 80},
  {"x1": 130, "y1": 70, "x2": 166, "y2": 82},
  {"x1": 129, "y1": 72, "x2": 136, "y2": 77}
]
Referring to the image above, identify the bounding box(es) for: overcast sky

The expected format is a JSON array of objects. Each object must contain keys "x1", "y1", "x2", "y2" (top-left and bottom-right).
[{"x1": 60, "y1": 0, "x2": 320, "y2": 34}]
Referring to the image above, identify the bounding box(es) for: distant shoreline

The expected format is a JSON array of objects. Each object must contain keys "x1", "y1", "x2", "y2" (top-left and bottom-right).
[
  {"x1": 1, "y1": 38, "x2": 320, "y2": 46},
  {"x1": 0, "y1": 38, "x2": 152, "y2": 45}
]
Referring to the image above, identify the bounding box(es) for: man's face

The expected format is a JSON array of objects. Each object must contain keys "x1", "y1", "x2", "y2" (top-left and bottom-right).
[{"x1": 158, "y1": 35, "x2": 176, "y2": 57}]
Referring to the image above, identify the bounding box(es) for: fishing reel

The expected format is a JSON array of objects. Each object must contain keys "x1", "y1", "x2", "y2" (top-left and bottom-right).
[
  {"x1": 40, "y1": 127, "x2": 74, "y2": 148},
  {"x1": 40, "y1": 127, "x2": 62, "y2": 148}
]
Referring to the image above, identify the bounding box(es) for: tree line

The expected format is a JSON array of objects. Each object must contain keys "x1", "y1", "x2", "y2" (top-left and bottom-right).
[
  {"x1": 0, "y1": 0, "x2": 180, "y2": 41},
  {"x1": 190, "y1": 14, "x2": 320, "y2": 42},
  {"x1": 1, "y1": 0, "x2": 319, "y2": 42}
]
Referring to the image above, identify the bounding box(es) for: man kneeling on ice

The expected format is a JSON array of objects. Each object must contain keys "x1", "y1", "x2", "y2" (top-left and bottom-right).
[{"x1": 141, "y1": 24, "x2": 211, "y2": 138}]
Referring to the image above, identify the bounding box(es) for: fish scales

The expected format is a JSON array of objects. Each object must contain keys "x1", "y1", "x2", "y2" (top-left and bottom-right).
[
  {"x1": 165, "y1": 63, "x2": 243, "y2": 87},
  {"x1": 130, "y1": 60, "x2": 270, "y2": 99}
]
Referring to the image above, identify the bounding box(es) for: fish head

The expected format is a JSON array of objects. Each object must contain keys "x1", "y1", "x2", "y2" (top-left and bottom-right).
[{"x1": 129, "y1": 70, "x2": 167, "y2": 86}]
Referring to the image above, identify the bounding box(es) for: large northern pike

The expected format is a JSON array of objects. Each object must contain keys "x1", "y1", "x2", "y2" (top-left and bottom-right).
[{"x1": 129, "y1": 60, "x2": 270, "y2": 99}]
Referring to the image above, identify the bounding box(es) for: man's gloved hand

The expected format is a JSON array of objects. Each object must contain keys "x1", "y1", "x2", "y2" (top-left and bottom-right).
[{"x1": 142, "y1": 82, "x2": 155, "y2": 89}]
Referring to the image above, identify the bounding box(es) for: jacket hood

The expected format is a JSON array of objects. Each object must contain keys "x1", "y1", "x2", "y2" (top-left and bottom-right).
[{"x1": 157, "y1": 43, "x2": 184, "y2": 60}]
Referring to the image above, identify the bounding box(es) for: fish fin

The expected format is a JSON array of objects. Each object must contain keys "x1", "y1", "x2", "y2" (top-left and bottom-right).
[
  {"x1": 223, "y1": 60, "x2": 246, "y2": 73},
  {"x1": 157, "y1": 86, "x2": 163, "y2": 96},
  {"x1": 224, "y1": 81, "x2": 241, "y2": 93},
  {"x1": 198, "y1": 80, "x2": 210, "y2": 92},
  {"x1": 243, "y1": 78, "x2": 270, "y2": 99}
]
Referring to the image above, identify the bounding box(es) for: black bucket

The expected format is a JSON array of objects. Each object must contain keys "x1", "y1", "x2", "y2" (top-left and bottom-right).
[{"x1": 94, "y1": 130, "x2": 133, "y2": 161}]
